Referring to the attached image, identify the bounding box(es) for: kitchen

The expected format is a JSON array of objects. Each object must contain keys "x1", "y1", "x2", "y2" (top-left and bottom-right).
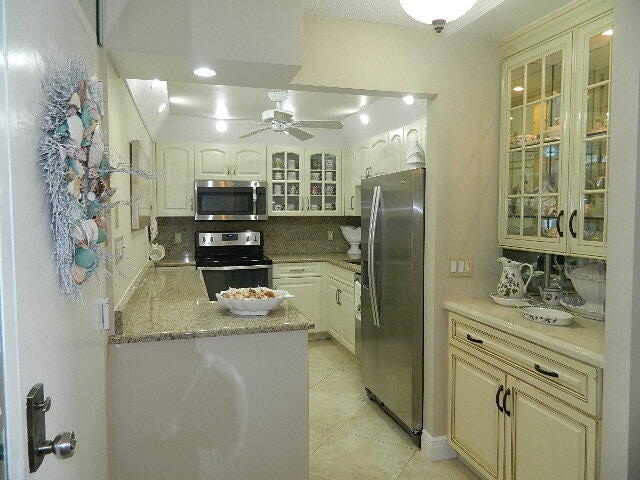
[{"x1": 0, "y1": 2, "x2": 635, "y2": 480}]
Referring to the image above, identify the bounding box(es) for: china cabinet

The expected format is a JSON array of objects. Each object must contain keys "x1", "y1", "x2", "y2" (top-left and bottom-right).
[
  {"x1": 195, "y1": 144, "x2": 267, "y2": 181},
  {"x1": 498, "y1": 13, "x2": 612, "y2": 259},
  {"x1": 156, "y1": 143, "x2": 195, "y2": 216},
  {"x1": 268, "y1": 147, "x2": 341, "y2": 215},
  {"x1": 447, "y1": 312, "x2": 601, "y2": 480}
]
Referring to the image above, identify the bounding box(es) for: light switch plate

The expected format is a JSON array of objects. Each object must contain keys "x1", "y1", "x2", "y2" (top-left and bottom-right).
[{"x1": 448, "y1": 257, "x2": 472, "y2": 277}]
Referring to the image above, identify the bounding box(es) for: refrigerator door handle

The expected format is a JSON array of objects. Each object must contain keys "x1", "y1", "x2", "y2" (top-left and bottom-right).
[{"x1": 368, "y1": 185, "x2": 381, "y2": 327}]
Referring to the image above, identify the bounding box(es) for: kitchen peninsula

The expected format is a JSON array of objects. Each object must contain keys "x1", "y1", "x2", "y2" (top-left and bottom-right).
[{"x1": 108, "y1": 267, "x2": 313, "y2": 480}]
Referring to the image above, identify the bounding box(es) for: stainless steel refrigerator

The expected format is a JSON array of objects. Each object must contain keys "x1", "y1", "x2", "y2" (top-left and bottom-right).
[{"x1": 360, "y1": 168, "x2": 425, "y2": 446}]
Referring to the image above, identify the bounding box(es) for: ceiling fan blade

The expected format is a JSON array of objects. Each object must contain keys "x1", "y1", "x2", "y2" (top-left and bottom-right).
[
  {"x1": 296, "y1": 120, "x2": 344, "y2": 130},
  {"x1": 273, "y1": 110, "x2": 293, "y2": 123},
  {"x1": 238, "y1": 127, "x2": 271, "y2": 139},
  {"x1": 287, "y1": 127, "x2": 314, "y2": 141}
]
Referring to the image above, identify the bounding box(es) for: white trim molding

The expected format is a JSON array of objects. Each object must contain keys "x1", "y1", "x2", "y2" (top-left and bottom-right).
[{"x1": 420, "y1": 431, "x2": 458, "y2": 461}]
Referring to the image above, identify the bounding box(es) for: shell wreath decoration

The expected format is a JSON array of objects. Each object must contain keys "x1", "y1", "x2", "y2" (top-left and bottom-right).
[{"x1": 38, "y1": 57, "x2": 158, "y2": 302}]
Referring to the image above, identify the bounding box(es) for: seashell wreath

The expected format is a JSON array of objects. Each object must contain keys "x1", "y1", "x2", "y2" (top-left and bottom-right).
[{"x1": 38, "y1": 57, "x2": 158, "y2": 302}]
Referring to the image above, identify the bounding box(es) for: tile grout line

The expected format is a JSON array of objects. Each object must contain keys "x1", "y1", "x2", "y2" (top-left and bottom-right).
[{"x1": 394, "y1": 450, "x2": 419, "y2": 480}]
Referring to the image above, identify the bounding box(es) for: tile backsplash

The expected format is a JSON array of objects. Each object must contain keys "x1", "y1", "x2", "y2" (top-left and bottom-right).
[{"x1": 156, "y1": 216, "x2": 361, "y2": 259}]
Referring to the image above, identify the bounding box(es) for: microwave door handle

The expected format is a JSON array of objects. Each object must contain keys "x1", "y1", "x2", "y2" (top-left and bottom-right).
[
  {"x1": 368, "y1": 185, "x2": 381, "y2": 327},
  {"x1": 252, "y1": 186, "x2": 258, "y2": 216}
]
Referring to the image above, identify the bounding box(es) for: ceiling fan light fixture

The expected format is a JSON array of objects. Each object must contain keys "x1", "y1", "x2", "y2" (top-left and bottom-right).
[{"x1": 400, "y1": 0, "x2": 478, "y2": 30}]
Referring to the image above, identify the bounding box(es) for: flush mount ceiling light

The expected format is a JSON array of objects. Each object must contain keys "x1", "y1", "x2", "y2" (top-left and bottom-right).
[
  {"x1": 193, "y1": 67, "x2": 217, "y2": 78},
  {"x1": 403, "y1": 94, "x2": 415, "y2": 105},
  {"x1": 400, "y1": 0, "x2": 478, "y2": 32},
  {"x1": 360, "y1": 113, "x2": 370, "y2": 125}
]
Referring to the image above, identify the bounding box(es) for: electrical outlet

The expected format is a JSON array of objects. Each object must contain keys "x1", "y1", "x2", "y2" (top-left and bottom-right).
[
  {"x1": 328, "y1": 230, "x2": 334, "y2": 240},
  {"x1": 174, "y1": 232, "x2": 182, "y2": 243},
  {"x1": 448, "y1": 257, "x2": 472, "y2": 277}
]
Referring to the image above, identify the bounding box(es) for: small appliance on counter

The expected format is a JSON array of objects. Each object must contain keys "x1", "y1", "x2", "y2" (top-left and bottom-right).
[
  {"x1": 195, "y1": 231, "x2": 273, "y2": 300},
  {"x1": 194, "y1": 180, "x2": 267, "y2": 221}
]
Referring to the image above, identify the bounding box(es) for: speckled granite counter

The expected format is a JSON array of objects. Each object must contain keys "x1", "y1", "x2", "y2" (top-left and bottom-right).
[
  {"x1": 110, "y1": 267, "x2": 314, "y2": 344},
  {"x1": 155, "y1": 252, "x2": 361, "y2": 273},
  {"x1": 444, "y1": 298, "x2": 604, "y2": 367}
]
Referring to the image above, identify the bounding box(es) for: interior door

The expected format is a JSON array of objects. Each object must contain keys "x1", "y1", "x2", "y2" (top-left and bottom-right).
[{"x1": 0, "y1": 1, "x2": 108, "y2": 479}]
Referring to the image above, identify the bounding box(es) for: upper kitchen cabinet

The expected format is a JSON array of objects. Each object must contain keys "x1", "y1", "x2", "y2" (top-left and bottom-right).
[
  {"x1": 369, "y1": 133, "x2": 388, "y2": 177},
  {"x1": 195, "y1": 144, "x2": 266, "y2": 181},
  {"x1": 269, "y1": 146, "x2": 304, "y2": 215},
  {"x1": 342, "y1": 146, "x2": 361, "y2": 216},
  {"x1": 499, "y1": 11, "x2": 612, "y2": 259},
  {"x1": 156, "y1": 143, "x2": 195, "y2": 216},
  {"x1": 355, "y1": 142, "x2": 370, "y2": 184},
  {"x1": 388, "y1": 127, "x2": 404, "y2": 173},
  {"x1": 403, "y1": 120, "x2": 424, "y2": 156}
]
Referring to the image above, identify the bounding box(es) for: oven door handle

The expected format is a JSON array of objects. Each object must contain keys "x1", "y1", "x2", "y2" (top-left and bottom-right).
[{"x1": 197, "y1": 265, "x2": 272, "y2": 271}]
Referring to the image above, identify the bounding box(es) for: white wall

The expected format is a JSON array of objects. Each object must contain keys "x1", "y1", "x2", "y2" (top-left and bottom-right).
[
  {"x1": 0, "y1": 0, "x2": 108, "y2": 478},
  {"x1": 603, "y1": 0, "x2": 640, "y2": 477},
  {"x1": 292, "y1": 15, "x2": 502, "y2": 438},
  {"x1": 105, "y1": 57, "x2": 155, "y2": 307}
]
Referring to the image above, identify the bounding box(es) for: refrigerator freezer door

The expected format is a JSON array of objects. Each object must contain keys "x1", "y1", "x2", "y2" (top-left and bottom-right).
[{"x1": 361, "y1": 169, "x2": 425, "y2": 433}]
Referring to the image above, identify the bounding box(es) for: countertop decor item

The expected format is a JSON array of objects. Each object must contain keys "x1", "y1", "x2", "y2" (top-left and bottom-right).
[
  {"x1": 560, "y1": 295, "x2": 605, "y2": 322},
  {"x1": 215, "y1": 288, "x2": 293, "y2": 316},
  {"x1": 496, "y1": 257, "x2": 534, "y2": 299},
  {"x1": 405, "y1": 141, "x2": 426, "y2": 169},
  {"x1": 518, "y1": 306, "x2": 574, "y2": 326},
  {"x1": 339, "y1": 226, "x2": 361, "y2": 260},
  {"x1": 565, "y1": 261, "x2": 606, "y2": 313},
  {"x1": 38, "y1": 57, "x2": 158, "y2": 301},
  {"x1": 490, "y1": 293, "x2": 534, "y2": 307}
]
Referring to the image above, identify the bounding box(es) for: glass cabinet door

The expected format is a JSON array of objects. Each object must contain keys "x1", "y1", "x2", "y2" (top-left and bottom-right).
[
  {"x1": 570, "y1": 18, "x2": 612, "y2": 257},
  {"x1": 306, "y1": 151, "x2": 340, "y2": 214},
  {"x1": 500, "y1": 34, "x2": 571, "y2": 253},
  {"x1": 269, "y1": 149, "x2": 302, "y2": 214}
]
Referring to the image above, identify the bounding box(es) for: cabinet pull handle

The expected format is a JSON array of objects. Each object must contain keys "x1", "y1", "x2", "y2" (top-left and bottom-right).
[
  {"x1": 233, "y1": 166, "x2": 237, "y2": 175},
  {"x1": 466, "y1": 334, "x2": 483, "y2": 344},
  {"x1": 308, "y1": 197, "x2": 311, "y2": 210},
  {"x1": 351, "y1": 196, "x2": 354, "y2": 210},
  {"x1": 289, "y1": 268, "x2": 306, "y2": 272},
  {"x1": 569, "y1": 209, "x2": 578, "y2": 238},
  {"x1": 496, "y1": 385, "x2": 504, "y2": 413},
  {"x1": 534, "y1": 364, "x2": 559, "y2": 378},
  {"x1": 227, "y1": 166, "x2": 230, "y2": 176},
  {"x1": 336, "y1": 289, "x2": 339, "y2": 304},
  {"x1": 502, "y1": 388, "x2": 511, "y2": 417},
  {"x1": 337, "y1": 289, "x2": 342, "y2": 305},
  {"x1": 556, "y1": 209, "x2": 564, "y2": 238},
  {"x1": 190, "y1": 197, "x2": 194, "y2": 210}
]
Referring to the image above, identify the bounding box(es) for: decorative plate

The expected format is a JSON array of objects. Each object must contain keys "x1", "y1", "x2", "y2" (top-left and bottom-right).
[
  {"x1": 518, "y1": 306, "x2": 574, "y2": 326},
  {"x1": 560, "y1": 296, "x2": 605, "y2": 322},
  {"x1": 490, "y1": 293, "x2": 534, "y2": 307}
]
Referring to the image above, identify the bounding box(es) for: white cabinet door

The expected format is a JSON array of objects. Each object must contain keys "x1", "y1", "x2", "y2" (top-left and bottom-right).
[
  {"x1": 325, "y1": 277, "x2": 342, "y2": 339},
  {"x1": 195, "y1": 144, "x2": 231, "y2": 180},
  {"x1": 274, "y1": 276, "x2": 323, "y2": 333},
  {"x1": 355, "y1": 142, "x2": 370, "y2": 184},
  {"x1": 369, "y1": 134, "x2": 388, "y2": 176},
  {"x1": 342, "y1": 146, "x2": 360, "y2": 216},
  {"x1": 404, "y1": 120, "x2": 424, "y2": 152},
  {"x1": 388, "y1": 127, "x2": 405, "y2": 173},
  {"x1": 304, "y1": 149, "x2": 342, "y2": 215},
  {"x1": 156, "y1": 143, "x2": 195, "y2": 216},
  {"x1": 268, "y1": 147, "x2": 305, "y2": 215},
  {"x1": 339, "y1": 284, "x2": 355, "y2": 354},
  {"x1": 232, "y1": 145, "x2": 267, "y2": 180}
]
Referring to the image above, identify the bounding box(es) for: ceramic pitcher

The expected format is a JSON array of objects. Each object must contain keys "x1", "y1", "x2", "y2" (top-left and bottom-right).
[{"x1": 496, "y1": 257, "x2": 534, "y2": 299}]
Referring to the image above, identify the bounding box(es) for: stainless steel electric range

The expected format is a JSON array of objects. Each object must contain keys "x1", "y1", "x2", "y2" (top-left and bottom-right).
[{"x1": 195, "y1": 231, "x2": 273, "y2": 300}]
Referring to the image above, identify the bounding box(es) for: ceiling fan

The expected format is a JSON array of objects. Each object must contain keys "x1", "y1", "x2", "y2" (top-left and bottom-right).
[{"x1": 237, "y1": 91, "x2": 343, "y2": 141}]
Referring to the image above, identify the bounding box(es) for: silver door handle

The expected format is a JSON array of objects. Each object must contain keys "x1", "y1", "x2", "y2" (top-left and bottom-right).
[
  {"x1": 233, "y1": 166, "x2": 237, "y2": 175},
  {"x1": 190, "y1": 197, "x2": 194, "y2": 210},
  {"x1": 368, "y1": 185, "x2": 381, "y2": 327},
  {"x1": 307, "y1": 197, "x2": 310, "y2": 210},
  {"x1": 227, "y1": 166, "x2": 230, "y2": 175}
]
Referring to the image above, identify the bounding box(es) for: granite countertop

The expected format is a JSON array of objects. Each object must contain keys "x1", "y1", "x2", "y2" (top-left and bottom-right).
[
  {"x1": 109, "y1": 267, "x2": 314, "y2": 345},
  {"x1": 444, "y1": 298, "x2": 605, "y2": 368},
  {"x1": 156, "y1": 252, "x2": 361, "y2": 273}
]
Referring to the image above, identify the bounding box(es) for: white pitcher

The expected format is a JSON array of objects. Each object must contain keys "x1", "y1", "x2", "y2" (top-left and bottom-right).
[{"x1": 496, "y1": 257, "x2": 534, "y2": 299}]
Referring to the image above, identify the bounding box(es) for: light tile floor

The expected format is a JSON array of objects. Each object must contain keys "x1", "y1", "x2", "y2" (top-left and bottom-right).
[{"x1": 308, "y1": 339, "x2": 479, "y2": 480}]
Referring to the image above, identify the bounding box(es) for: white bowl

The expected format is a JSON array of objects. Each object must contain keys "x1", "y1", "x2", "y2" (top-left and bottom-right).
[
  {"x1": 518, "y1": 306, "x2": 574, "y2": 326},
  {"x1": 215, "y1": 289, "x2": 293, "y2": 316},
  {"x1": 490, "y1": 293, "x2": 534, "y2": 307},
  {"x1": 566, "y1": 262, "x2": 606, "y2": 313},
  {"x1": 560, "y1": 296, "x2": 605, "y2": 322}
]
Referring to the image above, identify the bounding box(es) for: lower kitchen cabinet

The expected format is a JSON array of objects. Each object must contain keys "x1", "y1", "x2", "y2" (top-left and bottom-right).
[
  {"x1": 324, "y1": 275, "x2": 355, "y2": 354},
  {"x1": 273, "y1": 273, "x2": 323, "y2": 333},
  {"x1": 448, "y1": 312, "x2": 601, "y2": 480}
]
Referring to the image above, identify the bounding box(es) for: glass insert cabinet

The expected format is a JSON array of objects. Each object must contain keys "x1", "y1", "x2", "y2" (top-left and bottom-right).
[
  {"x1": 499, "y1": 14, "x2": 612, "y2": 259},
  {"x1": 268, "y1": 147, "x2": 342, "y2": 215}
]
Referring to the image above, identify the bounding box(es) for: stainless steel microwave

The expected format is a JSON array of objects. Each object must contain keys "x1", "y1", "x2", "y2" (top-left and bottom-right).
[{"x1": 194, "y1": 180, "x2": 268, "y2": 221}]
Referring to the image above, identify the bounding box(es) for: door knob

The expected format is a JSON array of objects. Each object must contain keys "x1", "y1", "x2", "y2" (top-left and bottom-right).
[{"x1": 37, "y1": 431, "x2": 76, "y2": 460}]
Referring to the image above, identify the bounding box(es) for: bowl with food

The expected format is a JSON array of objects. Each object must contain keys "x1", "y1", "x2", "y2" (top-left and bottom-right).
[{"x1": 215, "y1": 287, "x2": 293, "y2": 316}]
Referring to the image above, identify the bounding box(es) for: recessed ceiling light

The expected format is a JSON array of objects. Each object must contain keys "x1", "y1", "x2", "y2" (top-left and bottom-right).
[
  {"x1": 360, "y1": 113, "x2": 370, "y2": 125},
  {"x1": 157, "y1": 102, "x2": 167, "y2": 114},
  {"x1": 513, "y1": 86, "x2": 524, "y2": 92},
  {"x1": 193, "y1": 67, "x2": 217, "y2": 78},
  {"x1": 169, "y1": 96, "x2": 187, "y2": 104},
  {"x1": 602, "y1": 29, "x2": 613, "y2": 36},
  {"x1": 215, "y1": 120, "x2": 228, "y2": 133},
  {"x1": 151, "y1": 78, "x2": 162, "y2": 88},
  {"x1": 403, "y1": 95, "x2": 415, "y2": 105}
]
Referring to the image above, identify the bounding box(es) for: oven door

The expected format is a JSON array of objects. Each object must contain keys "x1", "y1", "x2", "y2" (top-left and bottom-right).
[
  {"x1": 194, "y1": 180, "x2": 267, "y2": 220},
  {"x1": 198, "y1": 265, "x2": 273, "y2": 300}
]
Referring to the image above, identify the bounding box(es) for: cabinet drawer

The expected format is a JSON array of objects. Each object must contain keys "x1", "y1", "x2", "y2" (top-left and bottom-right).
[
  {"x1": 273, "y1": 263, "x2": 322, "y2": 278},
  {"x1": 323, "y1": 264, "x2": 355, "y2": 286},
  {"x1": 449, "y1": 314, "x2": 600, "y2": 417}
]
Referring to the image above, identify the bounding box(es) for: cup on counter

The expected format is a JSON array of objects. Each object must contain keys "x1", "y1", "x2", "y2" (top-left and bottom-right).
[{"x1": 540, "y1": 286, "x2": 564, "y2": 306}]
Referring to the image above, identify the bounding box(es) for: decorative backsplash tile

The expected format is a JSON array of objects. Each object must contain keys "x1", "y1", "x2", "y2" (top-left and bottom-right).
[{"x1": 156, "y1": 216, "x2": 361, "y2": 259}]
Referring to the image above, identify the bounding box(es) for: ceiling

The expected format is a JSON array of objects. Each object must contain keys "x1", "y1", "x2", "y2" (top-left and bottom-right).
[
  {"x1": 303, "y1": 0, "x2": 424, "y2": 28},
  {"x1": 166, "y1": 84, "x2": 383, "y2": 121}
]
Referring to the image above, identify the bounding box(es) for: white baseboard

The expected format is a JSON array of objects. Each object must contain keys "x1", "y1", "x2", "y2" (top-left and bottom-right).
[{"x1": 421, "y1": 431, "x2": 458, "y2": 461}]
